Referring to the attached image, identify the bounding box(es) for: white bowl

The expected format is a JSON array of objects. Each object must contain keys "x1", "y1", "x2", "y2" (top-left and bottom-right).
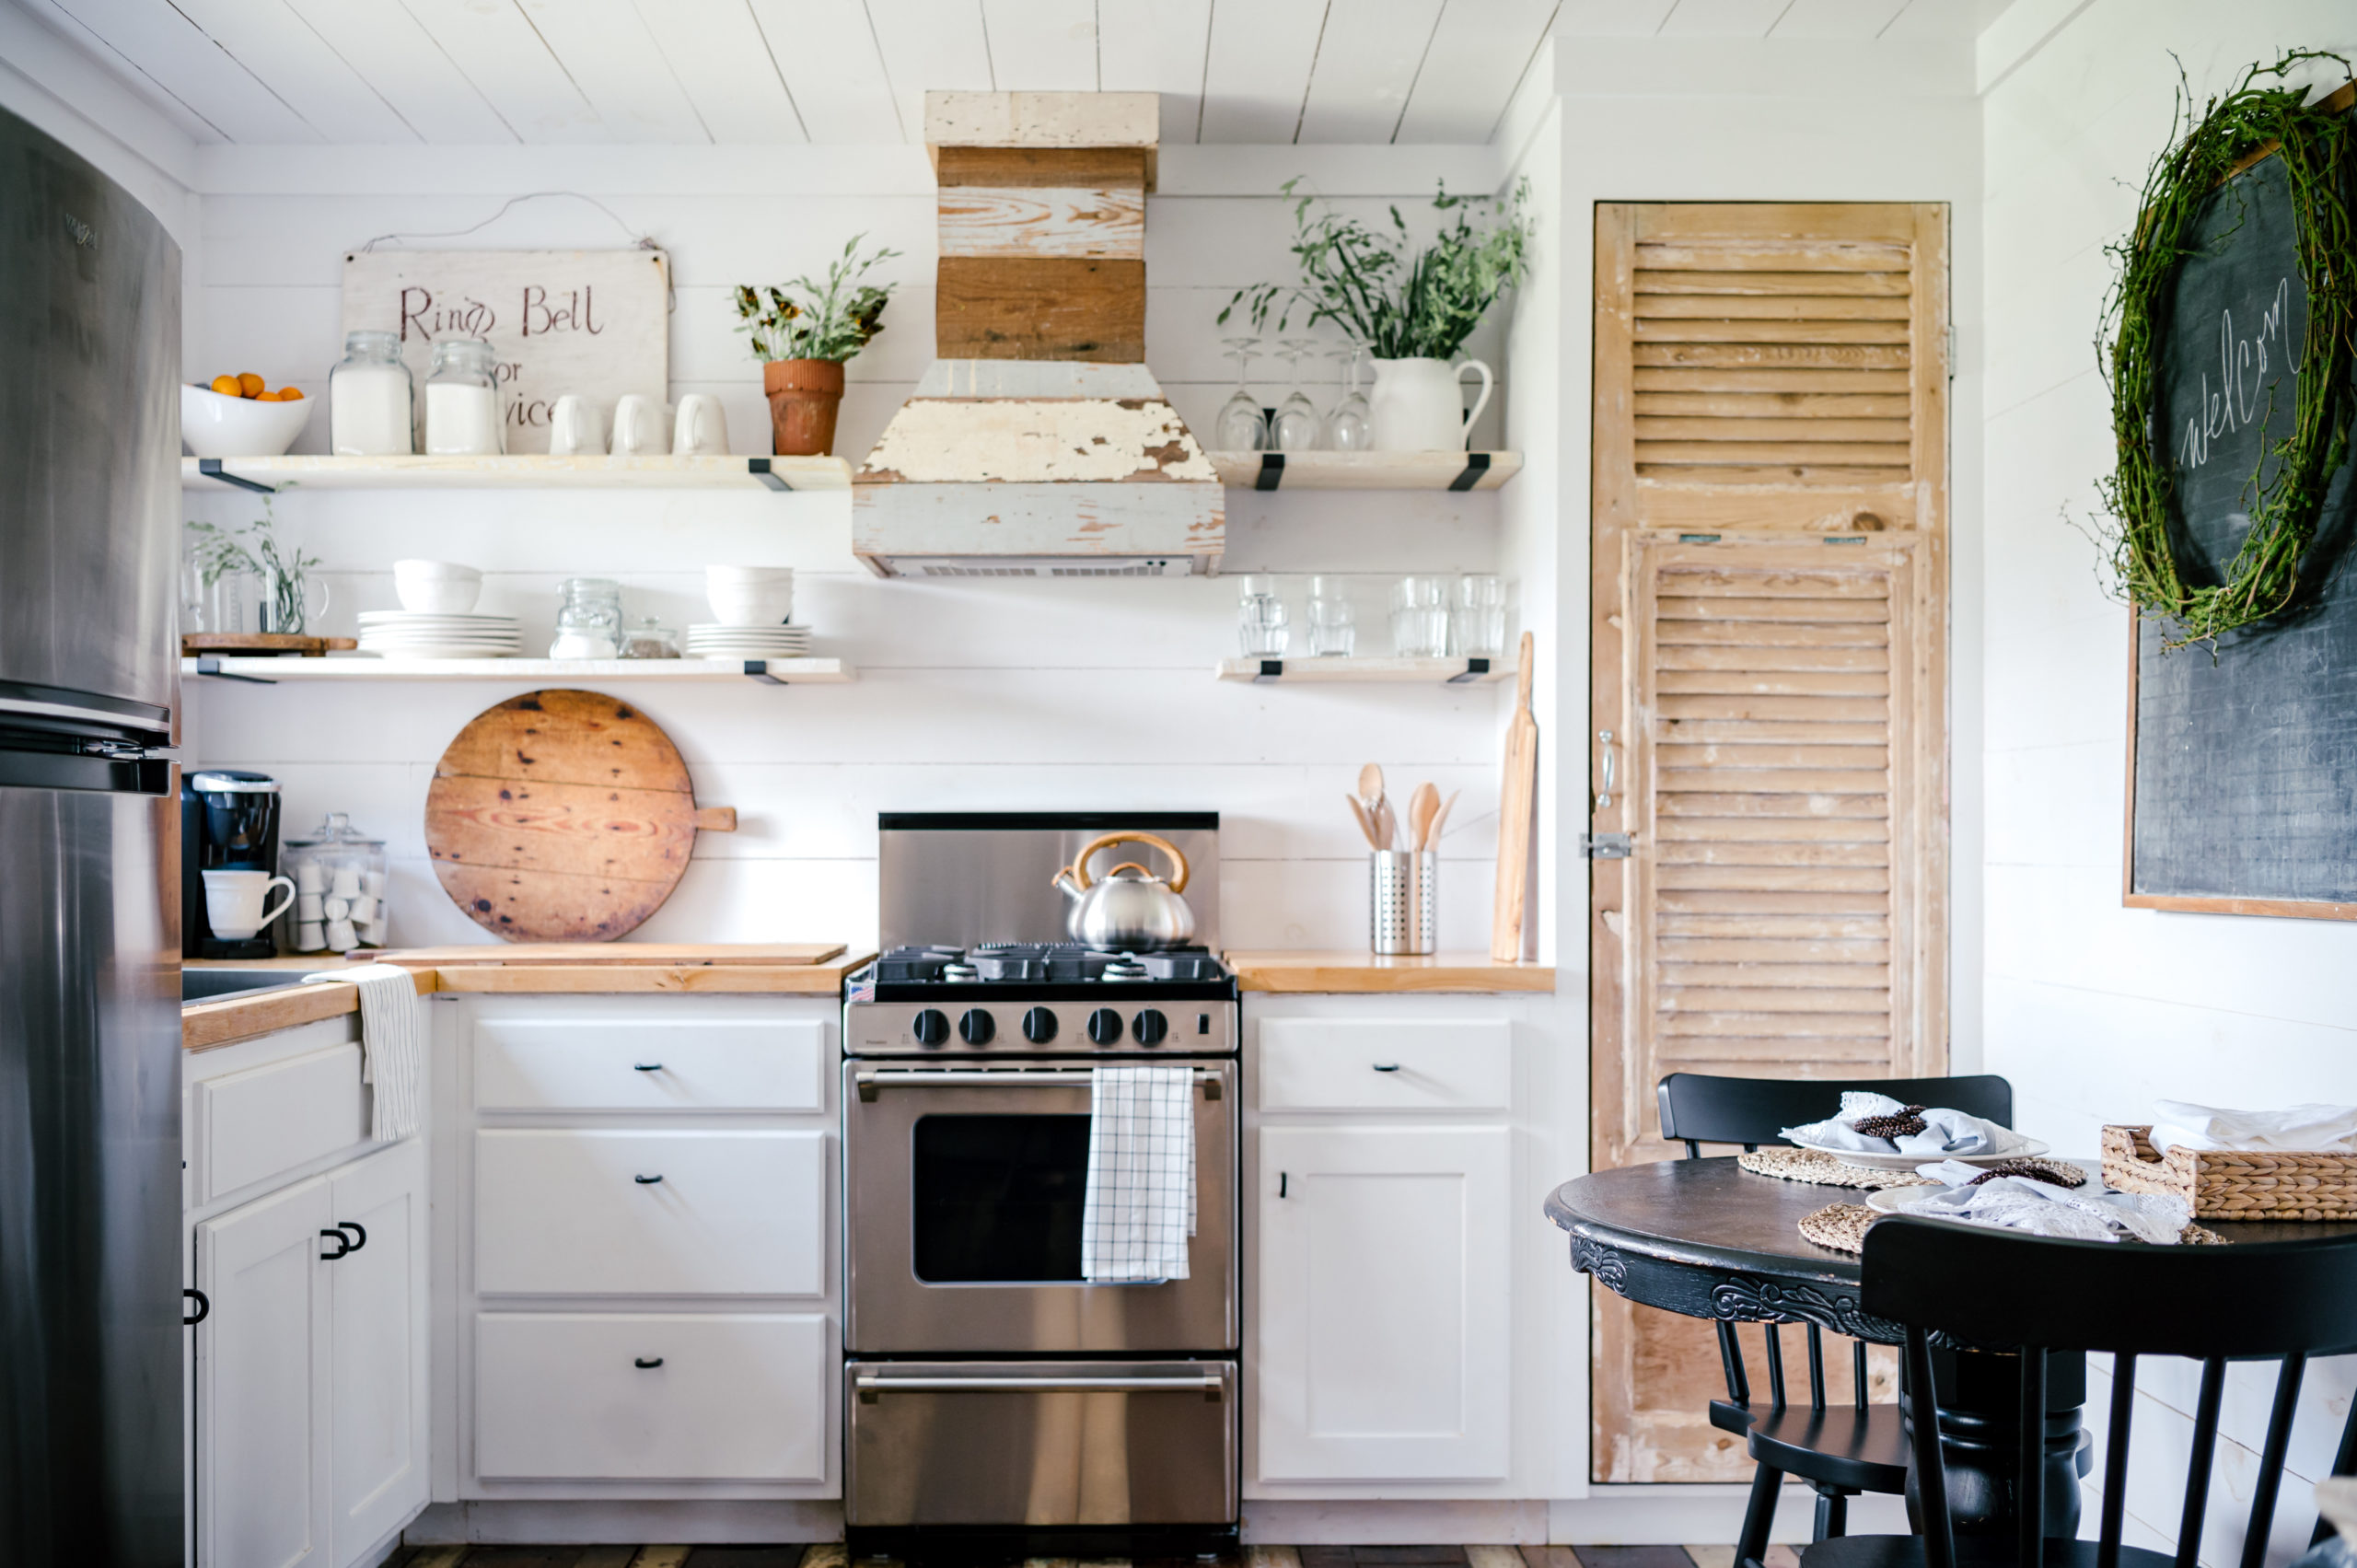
[
  {"x1": 181, "y1": 383, "x2": 313, "y2": 459},
  {"x1": 708, "y1": 592, "x2": 793, "y2": 625},
  {"x1": 393, "y1": 561, "x2": 482, "y2": 614},
  {"x1": 706, "y1": 565, "x2": 794, "y2": 583}
]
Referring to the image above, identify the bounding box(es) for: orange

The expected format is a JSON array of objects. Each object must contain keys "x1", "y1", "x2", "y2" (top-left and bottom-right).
[
  {"x1": 237, "y1": 372, "x2": 264, "y2": 398},
  {"x1": 255, "y1": 389, "x2": 284, "y2": 401},
  {"x1": 277, "y1": 387, "x2": 304, "y2": 401},
  {"x1": 209, "y1": 374, "x2": 242, "y2": 397}
]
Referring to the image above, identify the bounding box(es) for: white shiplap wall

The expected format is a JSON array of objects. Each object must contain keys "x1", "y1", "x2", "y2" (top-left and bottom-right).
[{"x1": 1979, "y1": 3, "x2": 2357, "y2": 1562}]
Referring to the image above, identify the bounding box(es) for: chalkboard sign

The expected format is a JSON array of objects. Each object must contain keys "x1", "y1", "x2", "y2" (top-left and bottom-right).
[{"x1": 2126, "y1": 90, "x2": 2357, "y2": 919}]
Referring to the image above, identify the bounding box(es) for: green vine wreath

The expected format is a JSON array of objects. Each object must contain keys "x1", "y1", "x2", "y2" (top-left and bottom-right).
[{"x1": 2097, "y1": 52, "x2": 2357, "y2": 648}]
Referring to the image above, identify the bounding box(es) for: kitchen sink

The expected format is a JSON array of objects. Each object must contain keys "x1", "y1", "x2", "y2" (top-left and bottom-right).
[{"x1": 181, "y1": 969, "x2": 317, "y2": 1004}]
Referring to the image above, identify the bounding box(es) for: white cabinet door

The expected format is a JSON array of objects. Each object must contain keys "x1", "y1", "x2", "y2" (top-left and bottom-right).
[
  {"x1": 197, "y1": 1174, "x2": 333, "y2": 1568},
  {"x1": 1256, "y1": 1124, "x2": 1511, "y2": 1482},
  {"x1": 326, "y1": 1142, "x2": 428, "y2": 1566}
]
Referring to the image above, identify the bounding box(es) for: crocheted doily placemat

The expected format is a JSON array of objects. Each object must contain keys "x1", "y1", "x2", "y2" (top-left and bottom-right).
[{"x1": 1738, "y1": 1146, "x2": 1935, "y2": 1189}]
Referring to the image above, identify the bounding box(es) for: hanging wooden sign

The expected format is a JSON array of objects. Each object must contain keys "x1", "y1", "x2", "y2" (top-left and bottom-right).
[{"x1": 340, "y1": 249, "x2": 669, "y2": 454}]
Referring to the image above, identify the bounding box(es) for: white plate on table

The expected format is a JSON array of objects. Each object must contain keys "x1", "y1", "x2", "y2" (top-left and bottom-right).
[{"x1": 1787, "y1": 1136, "x2": 2049, "y2": 1171}]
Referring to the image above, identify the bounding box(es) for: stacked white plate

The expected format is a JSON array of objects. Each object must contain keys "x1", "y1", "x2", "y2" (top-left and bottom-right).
[
  {"x1": 686, "y1": 622, "x2": 811, "y2": 658},
  {"x1": 356, "y1": 610, "x2": 522, "y2": 660}
]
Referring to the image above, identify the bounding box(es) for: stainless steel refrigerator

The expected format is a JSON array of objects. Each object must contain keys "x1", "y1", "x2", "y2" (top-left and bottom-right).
[{"x1": 0, "y1": 105, "x2": 185, "y2": 1564}]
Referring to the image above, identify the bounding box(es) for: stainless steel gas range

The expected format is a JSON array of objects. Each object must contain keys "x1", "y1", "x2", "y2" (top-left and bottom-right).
[{"x1": 842, "y1": 813, "x2": 1239, "y2": 1561}]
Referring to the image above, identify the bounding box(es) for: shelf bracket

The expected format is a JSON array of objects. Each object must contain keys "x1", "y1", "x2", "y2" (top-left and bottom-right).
[
  {"x1": 197, "y1": 459, "x2": 276, "y2": 495},
  {"x1": 1252, "y1": 659, "x2": 1283, "y2": 682},
  {"x1": 1447, "y1": 452, "x2": 1492, "y2": 493},
  {"x1": 192, "y1": 656, "x2": 275, "y2": 685},
  {"x1": 1255, "y1": 453, "x2": 1284, "y2": 492},
  {"x1": 743, "y1": 660, "x2": 787, "y2": 685},
  {"x1": 747, "y1": 459, "x2": 792, "y2": 492},
  {"x1": 1446, "y1": 657, "x2": 1492, "y2": 685}
]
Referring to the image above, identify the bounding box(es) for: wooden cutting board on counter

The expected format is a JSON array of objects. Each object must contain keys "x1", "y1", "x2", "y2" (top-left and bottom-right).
[{"x1": 425, "y1": 690, "x2": 736, "y2": 942}]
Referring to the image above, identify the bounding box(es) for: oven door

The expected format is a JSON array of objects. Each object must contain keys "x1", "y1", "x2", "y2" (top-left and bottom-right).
[
  {"x1": 844, "y1": 1359, "x2": 1237, "y2": 1528},
  {"x1": 843, "y1": 1059, "x2": 1237, "y2": 1353}
]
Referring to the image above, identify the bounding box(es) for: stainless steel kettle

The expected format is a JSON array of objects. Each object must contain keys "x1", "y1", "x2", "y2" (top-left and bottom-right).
[{"x1": 1051, "y1": 831, "x2": 1196, "y2": 949}]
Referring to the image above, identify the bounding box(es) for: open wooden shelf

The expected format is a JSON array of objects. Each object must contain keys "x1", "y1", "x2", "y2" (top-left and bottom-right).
[
  {"x1": 183, "y1": 656, "x2": 856, "y2": 685},
  {"x1": 181, "y1": 454, "x2": 853, "y2": 494},
  {"x1": 1216, "y1": 656, "x2": 1508, "y2": 684},
  {"x1": 1207, "y1": 450, "x2": 1521, "y2": 492}
]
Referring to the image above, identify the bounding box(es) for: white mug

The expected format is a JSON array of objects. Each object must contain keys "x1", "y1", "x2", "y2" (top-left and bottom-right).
[
  {"x1": 610, "y1": 394, "x2": 671, "y2": 457},
  {"x1": 673, "y1": 394, "x2": 728, "y2": 457},
  {"x1": 548, "y1": 395, "x2": 605, "y2": 457},
  {"x1": 202, "y1": 869, "x2": 296, "y2": 941}
]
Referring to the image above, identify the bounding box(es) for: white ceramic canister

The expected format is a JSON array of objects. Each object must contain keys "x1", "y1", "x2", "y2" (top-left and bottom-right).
[{"x1": 1368, "y1": 356, "x2": 1494, "y2": 452}]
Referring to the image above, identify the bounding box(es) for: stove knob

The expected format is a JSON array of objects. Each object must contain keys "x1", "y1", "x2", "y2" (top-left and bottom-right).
[
  {"x1": 1022, "y1": 1006, "x2": 1059, "y2": 1044},
  {"x1": 911, "y1": 1008, "x2": 950, "y2": 1049},
  {"x1": 959, "y1": 1008, "x2": 995, "y2": 1045},
  {"x1": 1086, "y1": 1007, "x2": 1124, "y2": 1046},
  {"x1": 1132, "y1": 1008, "x2": 1168, "y2": 1045}
]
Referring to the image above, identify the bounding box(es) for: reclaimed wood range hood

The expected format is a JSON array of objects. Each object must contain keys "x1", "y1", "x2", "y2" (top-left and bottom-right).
[{"x1": 852, "y1": 92, "x2": 1223, "y2": 578}]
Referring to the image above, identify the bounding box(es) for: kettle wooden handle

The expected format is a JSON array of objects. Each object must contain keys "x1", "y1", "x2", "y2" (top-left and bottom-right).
[{"x1": 1062, "y1": 831, "x2": 1190, "y2": 894}]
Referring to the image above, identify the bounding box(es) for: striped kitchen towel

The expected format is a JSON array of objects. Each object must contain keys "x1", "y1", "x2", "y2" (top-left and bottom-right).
[
  {"x1": 303, "y1": 964, "x2": 424, "y2": 1141},
  {"x1": 1080, "y1": 1064, "x2": 1196, "y2": 1283}
]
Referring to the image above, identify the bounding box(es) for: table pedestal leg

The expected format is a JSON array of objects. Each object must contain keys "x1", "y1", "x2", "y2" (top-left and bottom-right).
[{"x1": 1905, "y1": 1348, "x2": 2089, "y2": 1540}]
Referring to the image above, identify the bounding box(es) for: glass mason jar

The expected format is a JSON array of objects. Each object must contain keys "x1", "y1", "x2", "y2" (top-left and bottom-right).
[
  {"x1": 619, "y1": 616, "x2": 680, "y2": 659},
  {"x1": 551, "y1": 577, "x2": 623, "y2": 659},
  {"x1": 424, "y1": 338, "x2": 505, "y2": 456},
  {"x1": 329, "y1": 330, "x2": 415, "y2": 456},
  {"x1": 281, "y1": 812, "x2": 389, "y2": 953}
]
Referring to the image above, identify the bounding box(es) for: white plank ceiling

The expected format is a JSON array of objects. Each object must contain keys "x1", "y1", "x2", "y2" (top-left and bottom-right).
[{"x1": 24, "y1": 0, "x2": 2013, "y2": 146}]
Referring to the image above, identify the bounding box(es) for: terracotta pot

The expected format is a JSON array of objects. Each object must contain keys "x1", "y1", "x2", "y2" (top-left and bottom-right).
[{"x1": 763, "y1": 358, "x2": 845, "y2": 456}]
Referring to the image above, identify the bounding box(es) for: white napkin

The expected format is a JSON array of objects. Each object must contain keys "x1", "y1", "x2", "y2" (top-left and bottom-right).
[
  {"x1": 303, "y1": 964, "x2": 424, "y2": 1142},
  {"x1": 1896, "y1": 1176, "x2": 2189, "y2": 1244},
  {"x1": 2149, "y1": 1100, "x2": 2357, "y2": 1155},
  {"x1": 1782, "y1": 1090, "x2": 2029, "y2": 1157}
]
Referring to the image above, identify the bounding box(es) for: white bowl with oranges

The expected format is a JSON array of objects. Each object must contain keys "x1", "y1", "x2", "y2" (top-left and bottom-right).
[{"x1": 182, "y1": 372, "x2": 312, "y2": 459}]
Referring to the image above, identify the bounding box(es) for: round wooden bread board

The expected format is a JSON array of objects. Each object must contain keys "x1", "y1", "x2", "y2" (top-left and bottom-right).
[{"x1": 425, "y1": 690, "x2": 734, "y2": 942}]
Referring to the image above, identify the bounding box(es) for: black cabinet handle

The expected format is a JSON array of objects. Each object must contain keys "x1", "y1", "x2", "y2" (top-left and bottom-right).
[
  {"x1": 319, "y1": 1229, "x2": 352, "y2": 1260},
  {"x1": 633, "y1": 1063, "x2": 663, "y2": 1072},
  {"x1": 1278, "y1": 1172, "x2": 1287, "y2": 1199},
  {"x1": 184, "y1": 1288, "x2": 210, "y2": 1326},
  {"x1": 1372, "y1": 1063, "x2": 1401, "y2": 1073},
  {"x1": 336, "y1": 1222, "x2": 367, "y2": 1253},
  {"x1": 633, "y1": 1173, "x2": 664, "y2": 1185},
  {"x1": 634, "y1": 1356, "x2": 664, "y2": 1369}
]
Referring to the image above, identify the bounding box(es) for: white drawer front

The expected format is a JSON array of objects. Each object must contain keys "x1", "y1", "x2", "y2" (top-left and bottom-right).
[
  {"x1": 199, "y1": 1042, "x2": 369, "y2": 1201},
  {"x1": 474, "y1": 1130, "x2": 827, "y2": 1296},
  {"x1": 474, "y1": 1312, "x2": 830, "y2": 1481},
  {"x1": 472, "y1": 1016, "x2": 827, "y2": 1112},
  {"x1": 1257, "y1": 1019, "x2": 1512, "y2": 1113}
]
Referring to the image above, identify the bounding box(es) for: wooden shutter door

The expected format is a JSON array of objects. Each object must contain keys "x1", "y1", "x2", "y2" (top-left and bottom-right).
[{"x1": 1588, "y1": 202, "x2": 1948, "y2": 1482}]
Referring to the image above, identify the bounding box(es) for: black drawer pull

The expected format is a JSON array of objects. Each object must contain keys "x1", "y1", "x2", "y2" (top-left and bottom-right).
[
  {"x1": 319, "y1": 1229, "x2": 352, "y2": 1260},
  {"x1": 1372, "y1": 1063, "x2": 1401, "y2": 1072},
  {"x1": 634, "y1": 1356, "x2": 665, "y2": 1369},
  {"x1": 633, "y1": 1173, "x2": 664, "y2": 1185},
  {"x1": 184, "y1": 1288, "x2": 210, "y2": 1327},
  {"x1": 633, "y1": 1062, "x2": 663, "y2": 1072},
  {"x1": 335, "y1": 1222, "x2": 366, "y2": 1253}
]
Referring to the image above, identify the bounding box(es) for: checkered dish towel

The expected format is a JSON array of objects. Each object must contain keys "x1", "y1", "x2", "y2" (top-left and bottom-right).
[
  {"x1": 302, "y1": 964, "x2": 424, "y2": 1142},
  {"x1": 1081, "y1": 1065, "x2": 1196, "y2": 1283}
]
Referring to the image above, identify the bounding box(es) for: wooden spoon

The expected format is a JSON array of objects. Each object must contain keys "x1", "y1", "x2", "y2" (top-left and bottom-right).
[
  {"x1": 1429, "y1": 788, "x2": 1461, "y2": 845},
  {"x1": 1408, "y1": 782, "x2": 1441, "y2": 852},
  {"x1": 1343, "y1": 794, "x2": 1382, "y2": 849}
]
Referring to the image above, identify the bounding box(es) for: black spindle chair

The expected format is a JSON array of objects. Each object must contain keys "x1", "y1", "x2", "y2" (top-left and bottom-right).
[
  {"x1": 1811, "y1": 1217, "x2": 2357, "y2": 1568},
  {"x1": 1656, "y1": 1071, "x2": 2018, "y2": 1563}
]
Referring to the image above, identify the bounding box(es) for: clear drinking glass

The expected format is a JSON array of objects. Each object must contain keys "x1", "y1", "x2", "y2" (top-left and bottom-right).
[
  {"x1": 1389, "y1": 575, "x2": 1449, "y2": 657},
  {"x1": 1323, "y1": 343, "x2": 1373, "y2": 452},
  {"x1": 1214, "y1": 337, "x2": 1271, "y2": 451},
  {"x1": 1272, "y1": 339, "x2": 1323, "y2": 452},
  {"x1": 1306, "y1": 575, "x2": 1355, "y2": 656},
  {"x1": 1237, "y1": 573, "x2": 1290, "y2": 656},
  {"x1": 1452, "y1": 574, "x2": 1506, "y2": 657},
  {"x1": 550, "y1": 577, "x2": 623, "y2": 659}
]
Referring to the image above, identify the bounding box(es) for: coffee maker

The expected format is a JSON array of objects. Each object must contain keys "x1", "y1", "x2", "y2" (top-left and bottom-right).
[{"x1": 181, "y1": 769, "x2": 283, "y2": 959}]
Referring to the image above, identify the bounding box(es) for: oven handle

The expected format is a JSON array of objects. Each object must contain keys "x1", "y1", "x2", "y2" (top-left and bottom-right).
[
  {"x1": 854, "y1": 1067, "x2": 1225, "y2": 1099},
  {"x1": 855, "y1": 1373, "x2": 1225, "y2": 1399}
]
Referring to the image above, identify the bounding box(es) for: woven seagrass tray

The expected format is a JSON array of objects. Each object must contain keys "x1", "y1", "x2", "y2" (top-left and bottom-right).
[{"x1": 2102, "y1": 1125, "x2": 2357, "y2": 1221}]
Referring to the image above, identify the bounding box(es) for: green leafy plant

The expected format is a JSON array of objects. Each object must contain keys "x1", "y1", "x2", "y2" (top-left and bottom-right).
[
  {"x1": 2095, "y1": 52, "x2": 2356, "y2": 649},
  {"x1": 186, "y1": 502, "x2": 321, "y2": 634},
  {"x1": 733, "y1": 236, "x2": 900, "y2": 364},
  {"x1": 1220, "y1": 180, "x2": 1532, "y2": 360}
]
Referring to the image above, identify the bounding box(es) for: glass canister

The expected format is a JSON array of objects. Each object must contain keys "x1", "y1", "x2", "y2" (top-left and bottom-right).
[
  {"x1": 329, "y1": 330, "x2": 415, "y2": 455},
  {"x1": 281, "y1": 812, "x2": 389, "y2": 953},
  {"x1": 424, "y1": 338, "x2": 505, "y2": 456},
  {"x1": 551, "y1": 577, "x2": 623, "y2": 659},
  {"x1": 619, "y1": 616, "x2": 680, "y2": 659}
]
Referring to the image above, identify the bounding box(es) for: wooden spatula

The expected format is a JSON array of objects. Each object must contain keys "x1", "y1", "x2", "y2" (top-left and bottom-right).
[
  {"x1": 1492, "y1": 633, "x2": 1538, "y2": 961},
  {"x1": 1408, "y1": 782, "x2": 1441, "y2": 852}
]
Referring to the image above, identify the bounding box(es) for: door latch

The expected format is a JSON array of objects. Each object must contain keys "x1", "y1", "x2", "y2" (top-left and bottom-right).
[{"x1": 1581, "y1": 832, "x2": 1633, "y2": 860}]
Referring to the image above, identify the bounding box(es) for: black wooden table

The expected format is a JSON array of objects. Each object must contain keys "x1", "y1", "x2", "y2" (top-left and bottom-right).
[{"x1": 1545, "y1": 1158, "x2": 2356, "y2": 1540}]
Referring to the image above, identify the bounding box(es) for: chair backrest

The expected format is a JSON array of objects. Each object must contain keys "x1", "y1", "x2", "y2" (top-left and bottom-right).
[
  {"x1": 1656, "y1": 1071, "x2": 2014, "y2": 1156},
  {"x1": 1864, "y1": 1218, "x2": 2357, "y2": 1568}
]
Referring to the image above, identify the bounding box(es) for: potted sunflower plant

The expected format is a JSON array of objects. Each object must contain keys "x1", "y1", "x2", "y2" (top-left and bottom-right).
[{"x1": 734, "y1": 236, "x2": 899, "y2": 456}]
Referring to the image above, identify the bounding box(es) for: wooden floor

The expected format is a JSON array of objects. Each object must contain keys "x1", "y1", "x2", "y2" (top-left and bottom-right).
[{"x1": 389, "y1": 1545, "x2": 1807, "y2": 1568}]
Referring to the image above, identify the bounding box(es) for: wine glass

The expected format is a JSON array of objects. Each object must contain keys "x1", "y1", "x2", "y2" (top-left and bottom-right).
[
  {"x1": 1272, "y1": 338, "x2": 1322, "y2": 452},
  {"x1": 1324, "y1": 342, "x2": 1373, "y2": 452},
  {"x1": 1214, "y1": 337, "x2": 1271, "y2": 451}
]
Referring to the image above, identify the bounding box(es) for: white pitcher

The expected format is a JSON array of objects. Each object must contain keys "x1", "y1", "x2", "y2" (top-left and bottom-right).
[{"x1": 1369, "y1": 356, "x2": 1494, "y2": 452}]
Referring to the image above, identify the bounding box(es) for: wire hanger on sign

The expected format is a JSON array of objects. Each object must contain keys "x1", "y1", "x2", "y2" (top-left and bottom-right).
[{"x1": 352, "y1": 192, "x2": 672, "y2": 311}]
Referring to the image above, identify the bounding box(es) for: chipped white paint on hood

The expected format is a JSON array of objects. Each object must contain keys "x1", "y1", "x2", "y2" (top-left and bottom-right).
[{"x1": 860, "y1": 396, "x2": 1214, "y2": 485}]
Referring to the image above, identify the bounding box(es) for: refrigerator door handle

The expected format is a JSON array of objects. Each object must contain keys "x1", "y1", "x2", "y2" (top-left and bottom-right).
[{"x1": 182, "y1": 1289, "x2": 209, "y2": 1327}]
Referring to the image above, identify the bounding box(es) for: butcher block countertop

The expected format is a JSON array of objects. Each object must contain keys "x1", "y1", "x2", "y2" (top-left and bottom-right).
[
  {"x1": 1223, "y1": 949, "x2": 1556, "y2": 993},
  {"x1": 183, "y1": 944, "x2": 873, "y2": 1051}
]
